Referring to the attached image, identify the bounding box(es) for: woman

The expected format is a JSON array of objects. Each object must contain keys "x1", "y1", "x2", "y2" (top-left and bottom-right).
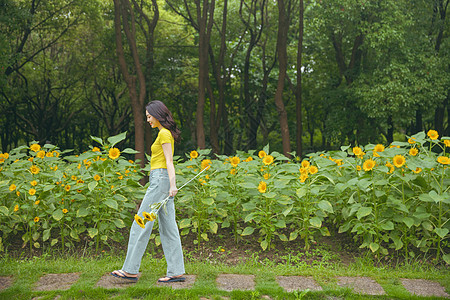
[{"x1": 111, "y1": 100, "x2": 185, "y2": 283}]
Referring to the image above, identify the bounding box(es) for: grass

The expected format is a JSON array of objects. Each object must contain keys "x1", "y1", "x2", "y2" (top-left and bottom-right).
[{"x1": 0, "y1": 246, "x2": 449, "y2": 300}]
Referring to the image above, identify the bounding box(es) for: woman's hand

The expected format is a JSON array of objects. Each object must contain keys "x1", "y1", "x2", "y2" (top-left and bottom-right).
[{"x1": 169, "y1": 186, "x2": 178, "y2": 197}]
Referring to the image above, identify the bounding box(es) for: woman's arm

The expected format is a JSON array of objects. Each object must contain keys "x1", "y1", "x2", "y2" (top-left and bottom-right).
[{"x1": 162, "y1": 143, "x2": 178, "y2": 197}]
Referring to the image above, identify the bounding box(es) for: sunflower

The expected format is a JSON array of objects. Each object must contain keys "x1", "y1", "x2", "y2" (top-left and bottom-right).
[
  {"x1": 30, "y1": 180, "x2": 37, "y2": 187},
  {"x1": 356, "y1": 165, "x2": 362, "y2": 171},
  {"x1": 427, "y1": 130, "x2": 439, "y2": 140},
  {"x1": 28, "y1": 157, "x2": 34, "y2": 162},
  {"x1": 309, "y1": 166, "x2": 318, "y2": 174},
  {"x1": 14, "y1": 205, "x2": 19, "y2": 212},
  {"x1": 301, "y1": 160, "x2": 310, "y2": 168},
  {"x1": 374, "y1": 144, "x2": 385, "y2": 152},
  {"x1": 71, "y1": 175, "x2": 77, "y2": 180},
  {"x1": 16, "y1": 191, "x2": 20, "y2": 197},
  {"x1": 190, "y1": 150, "x2": 199, "y2": 159},
  {"x1": 94, "y1": 174, "x2": 101, "y2": 181},
  {"x1": 437, "y1": 156, "x2": 450, "y2": 165},
  {"x1": 300, "y1": 173, "x2": 309, "y2": 183},
  {"x1": 408, "y1": 137, "x2": 416, "y2": 144},
  {"x1": 373, "y1": 151, "x2": 380, "y2": 157},
  {"x1": 352, "y1": 146, "x2": 364, "y2": 156},
  {"x1": 34, "y1": 217, "x2": 40, "y2": 222},
  {"x1": 263, "y1": 155, "x2": 274, "y2": 166},
  {"x1": 52, "y1": 165, "x2": 58, "y2": 171},
  {"x1": 258, "y1": 181, "x2": 267, "y2": 193},
  {"x1": 36, "y1": 150, "x2": 45, "y2": 159},
  {"x1": 9, "y1": 184, "x2": 16, "y2": 191},
  {"x1": 245, "y1": 156, "x2": 253, "y2": 162},
  {"x1": 65, "y1": 185, "x2": 71, "y2": 192},
  {"x1": 30, "y1": 165, "x2": 40, "y2": 175},
  {"x1": 230, "y1": 168, "x2": 237, "y2": 175},
  {"x1": 143, "y1": 211, "x2": 155, "y2": 221},
  {"x1": 229, "y1": 156, "x2": 240, "y2": 167},
  {"x1": 45, "y1": 152, "x2": 53, "y2": 158},
  {"x1": 263, "y1": 173, "x2": 270, "y2": 180},
  {"x1": 30, "y1": 144, "x2": 41, "y2": 152},
  {"x1": 201, "y1": 159, "x2": 211, "y2": 170},
  {"x1": 134, "y1": 214, "x2": 145, "y2": 229},
  {"x1": 386, "y1": 162, "x2": 395, "y2": 174},
  {"x1": 35, "y1": 200, "x2": 40, "y2": 205},
  {"x1": 92, "y1": 147, "x2": 101, "y2": 152},
  {"x1": 258, "y1": 150, "x2": 267, "y2": 158},
  {"x1": 363, "y1": 159, "x2": 376, "y2": 171},
  {"x1": 29, "y1": 188, "x2": 36, "y2": 195},
  {"x1": 393, "y1": 155, "x2": 406, "y2": 168},
  {"x1": 409, "y1": 148, "x2": 418, "y2": 156},
  {"x1": 299, "y1": 167, "x2": 309, "y2": 174},
  {"x1": 412, "y1": 167, "x2": 422, "y2": 174},
  {"x1": 62, "y1": 209, "x2": 68, "y2": 214},
  {"x1": 443, "y1": 140, "x2": 450, "y2": 147},
  {"x1": 109, "y1": 147, "x2": 120, "y2": 160}
]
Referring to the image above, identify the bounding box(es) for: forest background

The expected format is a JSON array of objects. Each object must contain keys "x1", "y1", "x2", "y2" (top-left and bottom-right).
[{"x1": 0, "y1": 0, "x2": 449, "y2": 166}]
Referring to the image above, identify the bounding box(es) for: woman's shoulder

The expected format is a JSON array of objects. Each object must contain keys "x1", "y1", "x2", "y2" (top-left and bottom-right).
[{"x1": 158, "y1": 128, "x2": 174, "y2": 140}]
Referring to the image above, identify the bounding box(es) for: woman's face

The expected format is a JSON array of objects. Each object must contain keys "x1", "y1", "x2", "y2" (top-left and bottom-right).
[{"x1": 146, "y1": 111, "x2": 160, "y2": 128}]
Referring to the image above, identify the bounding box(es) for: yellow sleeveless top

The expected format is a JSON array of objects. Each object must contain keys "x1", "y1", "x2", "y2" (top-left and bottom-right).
[{"x1": 150, "y1": 128, "x2": 174, "y2": 170}]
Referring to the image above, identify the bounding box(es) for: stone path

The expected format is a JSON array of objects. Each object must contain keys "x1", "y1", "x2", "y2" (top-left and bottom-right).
[{"x1": 0, "y1": 274, "x2": 448, "y2": 298}]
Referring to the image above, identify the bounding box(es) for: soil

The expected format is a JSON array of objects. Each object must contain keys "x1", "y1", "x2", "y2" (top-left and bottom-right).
[
  {"x1": 34, "y1": 273, "x2": 80, "y2": 291},
  {"x1": 0, "y1": 276, "x2": 13, "y2": 291}
]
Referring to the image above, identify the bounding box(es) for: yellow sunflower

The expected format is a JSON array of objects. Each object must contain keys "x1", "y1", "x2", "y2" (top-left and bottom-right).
[
  {"x1": 386, "y1": 162, "x2": 395, "y2": 174},
  {"x1": 263, "y1": 173, "x2": 270, "y2": 180},
  {"x1": 201, "y1": 159, "x2": 212, "y2": 170},
  {"x1": 408, "y1": 137, "x2": 416, "y2": 144},
  {"x1": 356, "y1": 165, "x2": 362, "y2": 171},
  {"x1": 46, "y1": 152, "x2": 53, "y2": 158},
  {"x1": 190, "y1": 150, "x2": 199, "y2": 159},
  {"x1": 443, "y1": 140, "x2": 450, "y2": 147},
  {"x1": 393, "y1": 155, "x2": 406, "y2": 168},
  {"x1": 29, "y1": 188, "x2": 36, "y2": 195},
  {"x1": 36, "y1": 150, "x2": 45, "y2": 159},
  {"x1": 65, "y1": 185, "x2": 71, "y2": 192},
  {"x1": 352, "y1": 146, "x2": 364, "y2": 156},
  {"x1": 263, "y1": 155, "x2": 274, "y2": 166},
  {"x1": 34, "y1": 217, "x2": 40, "y2": 222},
  {"x1": 9, "y1": 184, "x2": 16, "y2": 191},
  {"x1": 409, "y1": 148, "x2": 418, "y2": 156},
  {"x1": 34, "y1": 200, "x2": 40, "y2": 205},
  {"x1": 427, "y1": 130, "x2": 439, "y2": 140},
  {"x1": 109, "y1": 147, "x2": 120, "y2": 160},
  {"x1": 94, "y1": 174, "x2": 101, "y2": 181},
  {"x1": 363, "y1": 159, "x2": 376, "y2": 171},
  {"x1": 258, "y1": 181, "x2": 267, "y2": 193},
  {"x1": 14, "y1": 205, "x2": 19, "y2": 212},
  {"x1": 143, "y1": 211, "x2": 155, "y2": 221},
  {"x1": 437, "y1": 156, "x2": 450, "y2": 165},
  {"x1": 230, "y1": 156, "x2": 240, "y2": 167},
  {"x1": 30, "y1": 144, "x2": 41, "y2": 152},
  {"x1": 309, "y1": 165, "x2": 318, "y2": 174},
  {"x1": 134, "y1": 214, "x2": 145, "y2": 229},
  {"x1": 374, "y1": 144, "x2": 385, "y2": 152},
  {"x1": 230, "y1": 168, "x2": 237, "y2": 175},
  {"x1": 92, "y1": 147, "x2": 101, "y2": 152},
  {"x1": 301, "y1": 160, "x2": 310, "y2": 168},
  {"x1": 300, "y1": 173, "x2": 309, "y2": 183},
  {"x1": 299, "y1": 167, "x2": 309, "y2": 174},
  {"x1": 30, "y1": 180, "x2": 37, "y2": 187},
  {"x1": 245, "y1": 156, "x2": 253, "y2": 162},
  {"x1": 30, "y1": 165, "x2": 40, "y2": 175},
  {"x1": 258, "y1": 150, "x2": 267, "y2": 158},
  {"x1": 62, "y1": 209, "x2": 68, "y2": 214},
  {"x1": 412, "y1": 167, "x2": 422, "y2": 174}
]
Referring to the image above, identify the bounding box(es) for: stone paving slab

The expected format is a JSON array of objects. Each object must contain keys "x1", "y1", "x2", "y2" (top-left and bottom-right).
[
  {"x1": 216, "y1": 274, "x2": 255, "y2": 291},
  {"x1": 276, "y1": 276, "x2": 323, "y2": 292},
  {"x1": 156, "y1": 274, "x2": 196, "y2": 289},
  {"x1": 0, "y1": 276, "x2": 13, "y2": 291},
  {"x1": 34, "y1": 273, "x2": 80, "y2": 291},
  {"x1": 96, "y1": 272, "x2": 141, "y2": 289},
  {"x1": 337, "y1": 276, "x2": 385, "y2": 295},
  {"x1": 401, "y1": 278, "x2": 449, "y2": 298}
]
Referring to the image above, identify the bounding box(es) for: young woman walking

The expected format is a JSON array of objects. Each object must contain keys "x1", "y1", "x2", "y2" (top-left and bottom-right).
[{"x1": 111, "y1": 100, "x2": 185, "y2": 283}]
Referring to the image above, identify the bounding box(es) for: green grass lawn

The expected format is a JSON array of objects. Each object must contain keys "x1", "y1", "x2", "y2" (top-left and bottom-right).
[{"x1": 0, "y1": 249, "x2": 448, "y2": 300}]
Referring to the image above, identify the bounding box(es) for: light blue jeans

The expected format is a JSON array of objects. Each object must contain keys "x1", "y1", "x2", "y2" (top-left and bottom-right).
[{"x1": 122, "y1": 168, "x2": 185, "y2": 276}]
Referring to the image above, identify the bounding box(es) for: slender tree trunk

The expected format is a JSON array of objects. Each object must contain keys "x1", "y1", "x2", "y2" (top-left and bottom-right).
[
  {"x1": 113, "y1": 0, "x2": 146, "y2": 169},
  {"x1": 296, "y1": 0, "x2": 304, "y2": 157},
  {"x1": 195, "y1": 0, "x2": 215, "y2": 149},
  {"x1": 274, "y1": 0, "x2": 291, "y2": 157}
]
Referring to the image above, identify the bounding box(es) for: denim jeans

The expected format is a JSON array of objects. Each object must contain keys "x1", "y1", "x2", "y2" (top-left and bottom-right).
[{"x1": 122, "y1": 168, "x2": 185, "y2": 276}]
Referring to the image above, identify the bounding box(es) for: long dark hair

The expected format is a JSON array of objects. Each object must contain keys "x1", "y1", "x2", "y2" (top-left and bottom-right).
[{"x1": 145, "y1": 100, "x2": 181, "y2": 144}]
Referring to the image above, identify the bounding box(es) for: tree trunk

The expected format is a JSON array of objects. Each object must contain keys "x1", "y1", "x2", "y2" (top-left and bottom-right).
[
  {"x1": 195, "y1": 0, "x2": 215, "y2": 149},
  {"x1": 296, "y1": 0, "x2": 304, "y2": 158},
  {"x1": 274, "y1": 0, "x2": 291, "y2": 157},
  {"x1": 113, "y1": 0, "x2": 146, "y2": 169}
]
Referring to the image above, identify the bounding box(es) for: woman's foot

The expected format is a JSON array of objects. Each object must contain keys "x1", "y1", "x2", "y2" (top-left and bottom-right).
[
  {"x1": 158, "y1": 275, "x2": 185, "y2": 283},
  {"x1": 110, "y1": 270, "x2": 138, "y2": 281}
]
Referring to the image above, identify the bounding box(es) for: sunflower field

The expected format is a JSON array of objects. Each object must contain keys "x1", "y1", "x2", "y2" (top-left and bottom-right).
[{"x1": 0, "y1": 130, "x2": 449, "y2": 263}]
